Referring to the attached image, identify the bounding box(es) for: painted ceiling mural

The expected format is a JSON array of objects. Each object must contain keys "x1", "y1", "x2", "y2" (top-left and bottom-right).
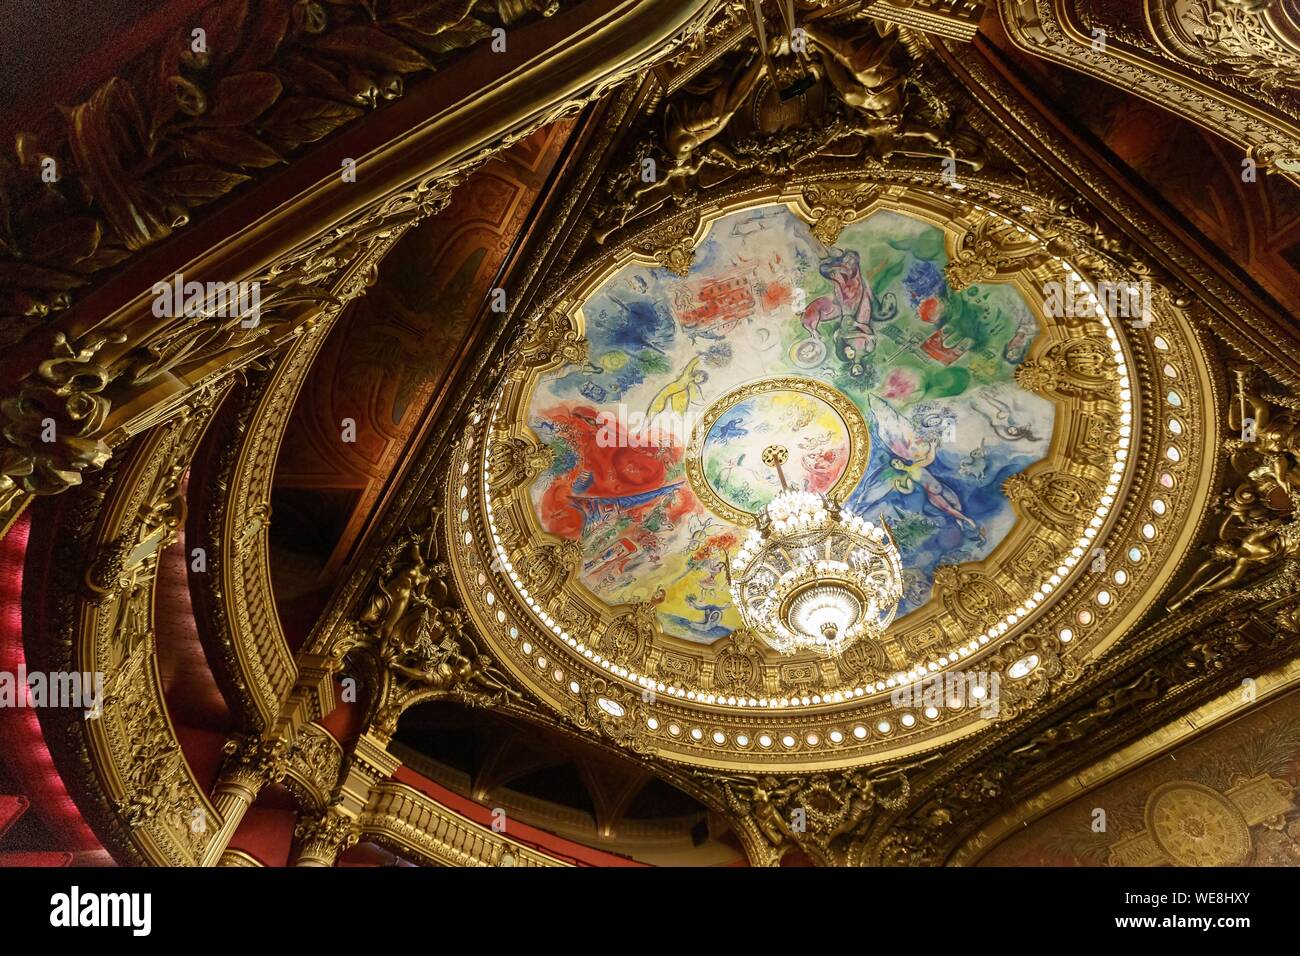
[{"x1": 525, "y1": 205, "x2": 1054, "y2": 644}]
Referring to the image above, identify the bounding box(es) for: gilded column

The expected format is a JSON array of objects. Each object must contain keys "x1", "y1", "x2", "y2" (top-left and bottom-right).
[
  {"x1": 199, "y1": 735, "x2": 292, "y2": 866},
  {"x1": 292, "y1": 809, "x2": 359, "y2": 867}
]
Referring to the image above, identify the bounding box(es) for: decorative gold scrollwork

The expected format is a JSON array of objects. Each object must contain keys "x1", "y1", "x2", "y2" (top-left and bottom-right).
[
  {"x1": 508, "y1": 309, "x2": 588, "y2": 381},
  {"x1": 0, "y1": 331, "x2": 124, "y2": 514}
]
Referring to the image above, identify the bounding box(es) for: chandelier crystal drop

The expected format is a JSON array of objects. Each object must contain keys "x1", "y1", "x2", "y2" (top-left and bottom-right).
[{"x1": 729, "y1": 446, "x2": 904, "y2": 657}]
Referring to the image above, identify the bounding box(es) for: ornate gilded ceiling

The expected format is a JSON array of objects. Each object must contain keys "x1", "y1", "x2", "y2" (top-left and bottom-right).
[
  {"x1": 452, "y1": 167, "x2": 1217, "y2": 773},
  {"x1": 997, "y1": 0, "x2": 1300, "y2": 182},
  {"x1": 4, "y1": 0, "x2": 1300, "y2": 873}
]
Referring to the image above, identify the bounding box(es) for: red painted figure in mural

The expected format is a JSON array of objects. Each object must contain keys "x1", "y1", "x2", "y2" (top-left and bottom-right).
[{"x1": 536, "y1": 405, "x2": 690, "y2": 540}]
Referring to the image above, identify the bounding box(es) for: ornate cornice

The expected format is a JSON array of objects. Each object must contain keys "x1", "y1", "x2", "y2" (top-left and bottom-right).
[
  {"x1": 864, "y1": 0, "x2": 986, "y2": 41},
  {"x1": 996, "y1": 0, "x2": 1300, "y2": 182},
  {"x1": 955, "y1": 654, "x2": 1300, "y2": 863},
  {"x1": 187, "y1": 321, "x2": 342, "y2": 730},
  {"x1": 0, "y1": 0, "x2": 575, "y2": 341},
  {"x1": 862, "y1": 575, "x2": 1300, "y2": 864},
  {"x1": 0, "y1": 0, "x2": 726, "y2": 536},
  {"x1": 940, "y1": 35, "x2": 1300, "y2": 388}
]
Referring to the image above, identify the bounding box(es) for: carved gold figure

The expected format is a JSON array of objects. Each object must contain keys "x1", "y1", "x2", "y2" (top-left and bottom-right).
[{"x1": 1172, "y1": 371, "x2": 1300, "y2": 607}]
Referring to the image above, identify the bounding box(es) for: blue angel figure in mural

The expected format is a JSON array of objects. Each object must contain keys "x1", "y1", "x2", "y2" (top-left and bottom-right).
[
  {"x1": 857, "y1": 395, "x2": 980, "y2": 535},
  {"x1": 713, "y1": 415, "x2": 749, "y2": 444}
]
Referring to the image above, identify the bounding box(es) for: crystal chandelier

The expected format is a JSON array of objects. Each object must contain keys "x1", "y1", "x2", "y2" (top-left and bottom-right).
[{"x1": 729, "y1": 446, "x2": 904, "y2": 657}]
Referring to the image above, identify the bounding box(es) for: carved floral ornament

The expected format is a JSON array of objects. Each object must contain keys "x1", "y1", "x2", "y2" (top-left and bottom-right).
[
  {"x1": 34, "y1": 388, "x2": 232, "y2": 865},
  {"x1": 1148, "y1": 0, "x2": 1300, "y2": 108},
  {"x1": 0, "y1": 0, "x2": 574, "y2": 342},
  {"x1": 440, "y1": 180, "x2": 1218, "y2": 772}
]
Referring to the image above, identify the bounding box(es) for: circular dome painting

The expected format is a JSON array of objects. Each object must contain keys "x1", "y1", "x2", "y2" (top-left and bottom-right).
[
  {"x1": 689, "y1": 379, "x2": 870, "y2": 524},
  {"x1": 525, "y1": 205, "x2": 1054, "y2": 644}
]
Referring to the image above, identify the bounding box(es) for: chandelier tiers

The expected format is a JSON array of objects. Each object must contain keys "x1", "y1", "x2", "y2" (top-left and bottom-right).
[{"x1": 728, "y1": 446, "x2": 905, "y2": 657}]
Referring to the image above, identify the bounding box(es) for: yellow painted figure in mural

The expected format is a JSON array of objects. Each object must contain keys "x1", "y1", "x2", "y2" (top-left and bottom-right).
[{"x1": 646, "y1": 355, "x2": 707, "y2": 419}]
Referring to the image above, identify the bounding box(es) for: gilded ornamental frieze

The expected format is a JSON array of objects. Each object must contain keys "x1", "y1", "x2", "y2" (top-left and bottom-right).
[
  {"x1": 27, "y1": 385, "x2": 232, "y2": 865},
  {"x1": 187, "y1": 315, "x2": 344, "y2": 730},
  {"x1": 0, "y1": 0, "x2": 727, "y2": 538},
  {"x1": 0, "y1": 0, "x2": 575, "y2": 343}
]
